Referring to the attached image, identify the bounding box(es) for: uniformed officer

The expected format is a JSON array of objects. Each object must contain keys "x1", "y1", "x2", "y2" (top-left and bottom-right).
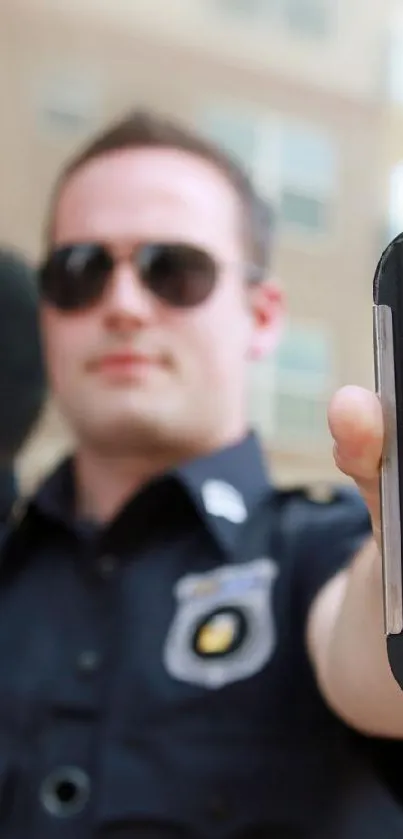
[{"x1": 0, "y1": 109, "x2": 401, "y2": 839}]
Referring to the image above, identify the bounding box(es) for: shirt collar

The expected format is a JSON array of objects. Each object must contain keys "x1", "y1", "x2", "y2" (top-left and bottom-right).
[
  {"x1": 14, "y1": 431, "x2": 271, "y2": 555},
  {"x1": 171, "y1": 431, "x2": 271, "y2": 553},
  {"x1": 0, "y1": 466, "x2": 18, "y2": 524},
  {"x1": 30, "y1": 456, "x2": 75, "y2": 525}
]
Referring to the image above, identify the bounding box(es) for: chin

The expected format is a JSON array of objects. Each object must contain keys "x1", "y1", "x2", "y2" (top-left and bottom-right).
[{"x1": 80, "y1": 411, "x2": 176, "y2": 455}]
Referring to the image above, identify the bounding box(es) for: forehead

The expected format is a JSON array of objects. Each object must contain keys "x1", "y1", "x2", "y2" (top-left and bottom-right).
[{"x1": 52, "y1": 147, "x2": 243, "y2": 252}]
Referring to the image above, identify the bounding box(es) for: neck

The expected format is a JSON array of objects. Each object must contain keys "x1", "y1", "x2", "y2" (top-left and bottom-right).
[
  {"x1": 74, "y1": 430, "x2": 246, "y2": 523},
  {"x1": 74, "y1": 450, "x2": 171, "y2": 522}
]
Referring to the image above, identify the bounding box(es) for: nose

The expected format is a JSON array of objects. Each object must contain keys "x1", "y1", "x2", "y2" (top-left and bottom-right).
[{"x1": 101, "y1": 261, "x2": 155, "y2": 331}]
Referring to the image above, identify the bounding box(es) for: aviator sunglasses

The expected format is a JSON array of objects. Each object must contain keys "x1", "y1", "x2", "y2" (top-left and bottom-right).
[{"x1": 38, "y1": 241, "x2": 237, "y2": 312}]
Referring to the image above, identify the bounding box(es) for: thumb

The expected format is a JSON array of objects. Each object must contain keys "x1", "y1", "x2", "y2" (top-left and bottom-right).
[{"x1": 328, "y1": 386, "x2": 383, "y2": 530}]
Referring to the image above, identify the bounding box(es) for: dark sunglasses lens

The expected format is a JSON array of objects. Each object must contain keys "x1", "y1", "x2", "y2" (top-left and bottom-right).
[
  {"x1": 139, "y1": 244, "x2": 217, "y2": 308},
  {"x1": 39, "y1": 245, "x2": 112, "y2": 311}
]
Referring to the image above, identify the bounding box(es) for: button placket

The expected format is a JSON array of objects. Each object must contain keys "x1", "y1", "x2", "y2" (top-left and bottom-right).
[{"x1": 97, "y1": 554, "x2": 118, "y2": 580}]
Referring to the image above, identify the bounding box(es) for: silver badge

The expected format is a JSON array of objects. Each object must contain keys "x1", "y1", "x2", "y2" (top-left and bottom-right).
[{"x1": 163, "y1": 558, "x2": 279, "y2": 689}]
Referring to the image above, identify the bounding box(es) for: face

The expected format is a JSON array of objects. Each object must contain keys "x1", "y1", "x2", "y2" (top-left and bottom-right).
[{"x1": 41, "y1": 147, "x2": 283, "y2": 457}]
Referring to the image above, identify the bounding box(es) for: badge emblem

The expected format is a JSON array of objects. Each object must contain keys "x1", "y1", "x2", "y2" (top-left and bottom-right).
[
  {"x1": 195, "y1": 609, "x2": 242, "y2": 656},
  {"x1": 201, "y1": 480, "x2": 247, "y2": 523},
  {"x1": 163, "y1": 558, "x2": 279, "y2": 689}
]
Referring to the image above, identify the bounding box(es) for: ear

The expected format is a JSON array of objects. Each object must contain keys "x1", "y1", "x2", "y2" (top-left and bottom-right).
[{"x1": 248, "y1": 279, "x2": 286, "y2": 361}]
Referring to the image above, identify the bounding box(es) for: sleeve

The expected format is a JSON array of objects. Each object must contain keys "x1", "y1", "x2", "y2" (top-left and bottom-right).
[
  {"x1": 365, "y1": 737, "x2": 403, "y2": 808},
  {"x1": 290, "y1": 487, "x2": 403, "y2": 808},
  {"x1": 290, "y1": 485, "x2": 372, "y2": 622}
]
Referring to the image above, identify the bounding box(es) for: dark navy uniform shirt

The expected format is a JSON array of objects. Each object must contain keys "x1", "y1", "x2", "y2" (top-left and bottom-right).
[
  {"x1": 0, "y1": 433, "x2": 402, "y2": 839},
  {"x1": 0, "y1": 466, "x2": 17, "y2": 524}
]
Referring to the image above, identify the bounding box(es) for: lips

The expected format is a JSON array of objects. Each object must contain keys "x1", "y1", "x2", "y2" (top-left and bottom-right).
[
  {"x1": 99, "y1": 353, "x2": 148, "y2": 365},
  {"x1": 89, "y1": 351, "x2": 162, "y2": 383}
]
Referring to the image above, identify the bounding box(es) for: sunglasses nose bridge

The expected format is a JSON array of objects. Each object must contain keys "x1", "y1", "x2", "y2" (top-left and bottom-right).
[{"x1": 102, "y1": 258, "x2": 155, "y2": 316}]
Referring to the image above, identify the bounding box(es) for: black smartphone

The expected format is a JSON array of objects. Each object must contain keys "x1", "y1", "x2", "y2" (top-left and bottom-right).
[{"x1": 373, "y1": 233, "x2": 403, "y2": 688}]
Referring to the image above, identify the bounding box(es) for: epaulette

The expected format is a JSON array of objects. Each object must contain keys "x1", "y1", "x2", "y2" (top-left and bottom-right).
[
  {"x1": 275, "y1": 482, "x2": 341, "y2": 505},
  {"x1": 300, "y1": 483, "x2": 341, "y2": 504}
]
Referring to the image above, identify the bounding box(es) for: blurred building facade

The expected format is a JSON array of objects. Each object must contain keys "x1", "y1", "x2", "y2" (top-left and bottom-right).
[
  {"x1": 0, "y1": 0, "x2": 394, "y2": 489},
  {"x1": 384, "y1": 5, "x2": 403, "y2": 246}
]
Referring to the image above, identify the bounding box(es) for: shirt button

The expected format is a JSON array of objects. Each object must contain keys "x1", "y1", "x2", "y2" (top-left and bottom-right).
[
  {"x1": 97, "y1": 554, "x2": 118, "y2": 580},
  {"x1": 76, "y1": 650, "x2": 101, "y2": 675},
  {"x1": 40, "y1": 765, "x2": 90, "y2": 818}
]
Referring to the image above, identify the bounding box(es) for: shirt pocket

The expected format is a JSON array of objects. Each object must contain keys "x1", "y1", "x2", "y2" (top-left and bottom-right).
[{"x1": 92, "y1": 726, "x2": 330, "y2": 839}]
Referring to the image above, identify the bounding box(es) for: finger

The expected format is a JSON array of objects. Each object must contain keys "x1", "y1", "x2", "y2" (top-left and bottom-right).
[
  {"x1": 328, "y1": 386, "x2": 383, "y2": 481},
  {"x1": 328, "y1": 386, "x2": 383, "y2": 532}
]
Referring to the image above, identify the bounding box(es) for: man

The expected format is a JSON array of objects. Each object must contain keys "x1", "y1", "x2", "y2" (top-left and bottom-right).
[{"x1": 0, "y1": 109, "x2": 401, "y2": 838}]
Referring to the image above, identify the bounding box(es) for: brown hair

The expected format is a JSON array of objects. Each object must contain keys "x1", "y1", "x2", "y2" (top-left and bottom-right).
[{"x1": 47, "y1": 108, "x2": 273, "y2": 278}]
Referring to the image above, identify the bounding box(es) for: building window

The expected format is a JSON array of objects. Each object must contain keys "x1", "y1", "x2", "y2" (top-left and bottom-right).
[
  {"x1": 284, "y1": 0, "x2": 330, "y2": 36},
  {"x1": 213, "y1": 0, "x2": 275, "y2": 17},
  {"x1": 200, "y1": 105, "x2": 337, "y2": 235},
  {"x1": 279, "y1": 119, "x2": 336, "y2": 232},
  {"x1": 248, "y1": 355, "x2": 278, "y2": 439},
  {"x1": 34, "y1": 72, "x2": 101, "y2": 137},
  {"x1": 249, "y1": 321, "x2": 334, "y2": 448},
  {"x1": 211, "y1": 0, "x2": 331, "y2": 38},
  {"x1": 199, "y1": 110, "x2": 258, "y2": 174},
  {"x1": 279, "y1": 192, "x2": 328, "y2": 230},
  {"x1": 273, "y1": 323, "x2": 333, "y2": 446}
]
